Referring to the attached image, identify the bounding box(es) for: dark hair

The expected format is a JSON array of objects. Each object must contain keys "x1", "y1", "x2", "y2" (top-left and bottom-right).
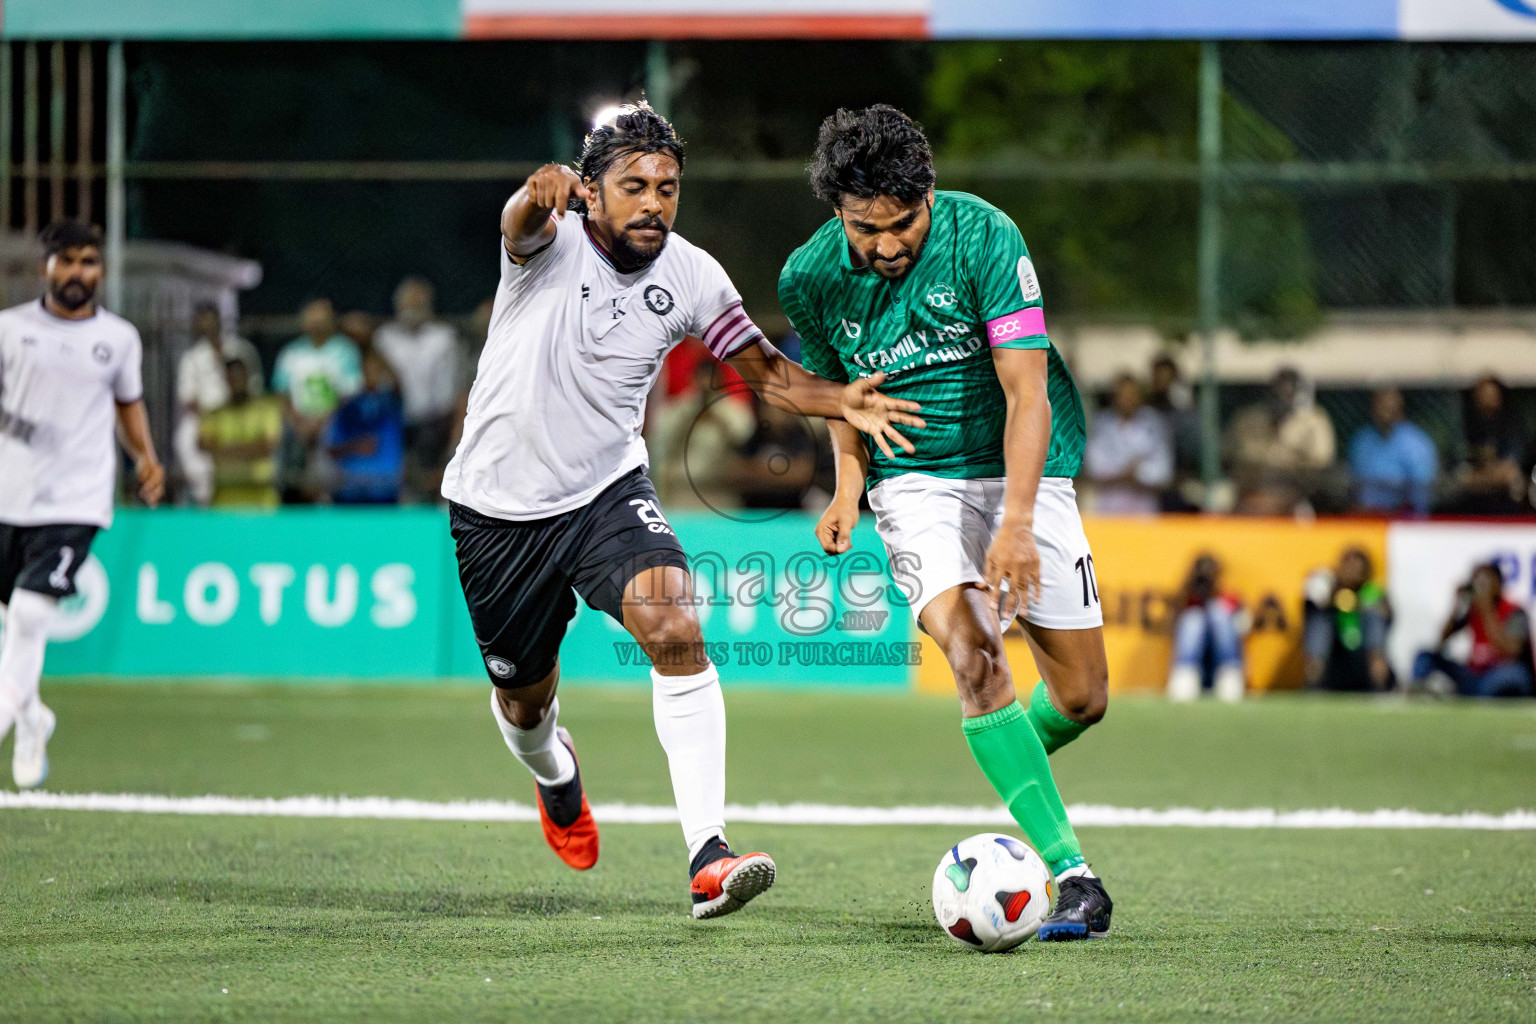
[
  {"x1": 577, "y1": 102, "x2": 685, "y2": 206},
  {"x1": 39, "y1": 220, "x2": 102, "y2": 258},
  {"x1": 808, "y1": 104, "x2": 935, "y2": 208},
  {"x1": 1475, "y1": 560, "x2": 1504, "y2": 586},
  {"x1": 1341, "y1": 546, "x2": 1374, "y2": 579}
]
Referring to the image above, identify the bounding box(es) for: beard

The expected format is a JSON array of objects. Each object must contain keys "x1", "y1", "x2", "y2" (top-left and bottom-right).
[
  {"x1": 868, "y1": 228, "x2": 930, "y2": 280},
  {"x1": 50, "y1": 279, "x2": 93, "y2": 311},
  {"x1": 609, "y1": 217, "x2": 670, "y2": 270}
]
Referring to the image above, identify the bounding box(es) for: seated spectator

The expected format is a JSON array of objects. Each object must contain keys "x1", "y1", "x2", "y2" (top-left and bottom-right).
[
  {"x1": 1226, "y1": 367, "x2": 1337, "y2": 515},
  {"x1": 197, "y1": 359, "x2": 283, "y2": 508},
  {"x1": 1166, "y1": 554, "x2": 1247, "y2": 702},
  {"x1": 323, "y1": 351, "x2": 405, "y2": 505},
  {"x1": 1303, "y1": 547, "x2": 1392, "y2": 692},
  {"x1": 174, "y1": 302, "x2": 264, "y2": 506},
  {"x1": 1082, "y1": 373, "x2": 1173, "y2": 515},
  {"x1": 1441, "y1": 375, "x2": 1530, "y2": 516},
  {"x1": 1347, "y1": 386, "x2": 1438, "y2": 516},
  {"x1": 650, "y1": 354, "x2": 754, "y2": 510},
  {"x1": 375, "y1": 277, "x2": 462, "y2": 501},
  {"x1": 735, "y1": 399, "x2": 822, "y2": 510},
  {"x1": 271, "y1": 298, "x2": 361, "y2": 502},
  {"x1": 1413, "y1": 562, "x2": 1533, "y2": 698},
  {"x1": 1148, "y1": 354, "x2": 1201, "y2": 509}
]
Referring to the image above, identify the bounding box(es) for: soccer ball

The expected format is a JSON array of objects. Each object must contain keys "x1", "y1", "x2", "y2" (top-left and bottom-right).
[{"x1": 932, "y1": 832, "x2": 1053, "y2": 952}]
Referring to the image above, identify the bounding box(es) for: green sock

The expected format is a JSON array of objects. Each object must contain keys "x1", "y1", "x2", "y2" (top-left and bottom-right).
[
  {"x1": 1026, "y1": 681, "x2": 1089, "y2": 756},
  {"x1": 962, "y1": 701, "x2": 1084, "y2": 875}
]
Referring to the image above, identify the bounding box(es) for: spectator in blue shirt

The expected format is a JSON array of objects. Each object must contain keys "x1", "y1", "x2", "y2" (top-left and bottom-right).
[
  {"x1": 323, "y1": 351, "x2": 405, "y2": 504},
  {"x1": 1348, "y1": 386, "x2": 1439, "y2": 515}
]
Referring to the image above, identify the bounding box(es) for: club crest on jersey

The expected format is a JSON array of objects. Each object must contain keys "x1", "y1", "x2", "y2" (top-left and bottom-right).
[
  {"x1": 841, "y1": 319, "x2": 862, "y2": 340},
  {"x1": 643, "y1": 285, "x2": 674, "y2": 315},
  {"x1": 925, "y1": 285, "x2": 958, "y2": 310},
  {"x1": 485, "y1": 655, "x2": 517, "y2": 680},
  {"x1": 92, "y1": 341, "x2": 111, "y2": 364}
]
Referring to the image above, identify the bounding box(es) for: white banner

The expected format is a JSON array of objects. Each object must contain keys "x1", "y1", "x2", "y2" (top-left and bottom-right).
[
  {"x1": 1386, "y1": 522, "x2": 1536, "y2": 681},
  {"x1": 1400, "y1": 0, "x2": 1536, "y2": 39}
]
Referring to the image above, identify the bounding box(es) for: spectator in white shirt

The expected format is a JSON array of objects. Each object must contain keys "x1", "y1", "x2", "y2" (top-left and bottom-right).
[
  {"x1": 173, "y1": 302, "x2": 265, "y2": 505},
  {"x1": 1083, "y1": 373, "x2": 1174, "y2": 515},
  {"x1": 374, "y1": 276, "x2": 462, "y2": 499}
]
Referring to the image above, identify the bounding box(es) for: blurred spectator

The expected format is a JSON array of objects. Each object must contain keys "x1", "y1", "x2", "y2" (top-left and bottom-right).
[
  {"x1": 1166, "y1": 553, "x2": 1247, "y2": 703},
  {"x1": 323, "y1": 351, "x2": 405, "y2": 505},
  {"x1": 1148, "y1": 354, "x2": 1201, "y2": 507},
  {"x1": 735, "y1": 399, "x2": 822, "y2": 510},
  {"x1": 1226, "y1": 367, "x2": 1337, "y2": 515},
  {"x1": 1412, "y1": 562, "x2": 1533, "y2": 698},
  {"x1": 375, "y1": 277, "x2": 462, "y2": 500},
  {"x1": 447, "y1": 296, "x2": 497, "y2": 460},
  {"x1": 174, "y1": 302, "x2": 264, "y2": 506},
  {"x1": 1082, "y1": 373, "x2": 1173, "y2": 515},
  {"x1": 1347, "y1": 386, "x2": 1438, "y2": 516},
  {"x1": 1441, "y1": 375, "x2": 1530, "y2": 516},
  {"x1": 1303, "y1": 547, "x2": 1393, "y2": 692},
  {"x1": 272, "y1": 299, "x2": 361, "y2": 502},
  {"x1": 197, "y1": 359, "x2": 283, "y2": 508},
  {"x1": 650, "y1": 355, "x2": 754, "y2": 510}
]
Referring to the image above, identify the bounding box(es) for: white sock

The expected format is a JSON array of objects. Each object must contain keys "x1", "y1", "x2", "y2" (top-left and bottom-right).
[
  {"x1": 652, "y1": 664, "x2": 727, "y2": 858},
  {"x1": 1056, "y1": 864, "x2": 1097, "y2": 882},
  {"x1": 490, "y1": 691, "x2": 575, "y2": 787},
  {"x1": 0, "y1": 591, "x2": 55, "y2": 738}
]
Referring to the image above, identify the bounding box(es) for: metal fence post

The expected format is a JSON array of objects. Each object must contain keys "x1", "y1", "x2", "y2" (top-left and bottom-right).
[
  {"x1": 106, "y1": 40, "x2": 125, "y2": 313},
  {"x1": 1197, "y1": 40, "x2": 1223, "y2": 502}
]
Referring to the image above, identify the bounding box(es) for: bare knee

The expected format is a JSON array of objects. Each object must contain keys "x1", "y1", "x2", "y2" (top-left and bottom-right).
[
  {"x1": 629, "y1": 608, "x2": 707, "y2": 674},
  {"x1": 1052, "y1": 665, "x2": 1109, "y2": 726},
  {"x1": 946, "y1": 642, "x2": 1013, "y2": 713}
]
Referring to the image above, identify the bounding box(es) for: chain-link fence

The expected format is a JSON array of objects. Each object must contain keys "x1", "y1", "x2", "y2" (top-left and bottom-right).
[{"x1": 3, "y1": 39, "x2": 1532, "y2": 509}]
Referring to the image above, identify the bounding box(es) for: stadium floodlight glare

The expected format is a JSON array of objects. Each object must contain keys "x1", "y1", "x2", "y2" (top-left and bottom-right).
[{"x1": 589, "y1": 103, "x2": 627, "y2": 129}]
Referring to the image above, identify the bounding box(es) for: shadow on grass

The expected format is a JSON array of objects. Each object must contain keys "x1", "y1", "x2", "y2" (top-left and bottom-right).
[{"x1": 87, "y1": 878, "x2": 678, "y2": 919}]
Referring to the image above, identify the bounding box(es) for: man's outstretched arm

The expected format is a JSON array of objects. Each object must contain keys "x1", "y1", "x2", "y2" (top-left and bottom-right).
[
  {"x1": 501, "y1": 164, "x2": 594, "y2": 259},
  {"x1": 723, "y1": 338, "x2": 923, "y2": 460}
]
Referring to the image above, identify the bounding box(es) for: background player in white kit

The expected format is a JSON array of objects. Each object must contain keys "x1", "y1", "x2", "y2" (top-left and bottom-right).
[
  {"x1": 444, "y1": 104, "x2": 922, "y2": 918},
  {"x1": 0, "y1": 221, "x2": 164, "y2": 788}
]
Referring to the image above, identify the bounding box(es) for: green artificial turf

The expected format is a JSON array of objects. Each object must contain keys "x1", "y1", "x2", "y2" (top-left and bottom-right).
[{"x1": 3, "y1": 685, "x2": 1535, "y2": 1022}]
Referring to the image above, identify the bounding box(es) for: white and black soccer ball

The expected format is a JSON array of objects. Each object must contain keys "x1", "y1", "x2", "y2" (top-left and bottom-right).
[{"x1": 932, "y1": 832, "x2": 1053, "y2": 952}]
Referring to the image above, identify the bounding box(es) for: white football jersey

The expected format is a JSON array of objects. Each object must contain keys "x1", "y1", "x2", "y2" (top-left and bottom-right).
[
  {"x1": 0, "y1": 299, "x2": 143, "y2": 528},
  {"x1": 443, "y1": 212, "x2": 763, "y2": 520}
]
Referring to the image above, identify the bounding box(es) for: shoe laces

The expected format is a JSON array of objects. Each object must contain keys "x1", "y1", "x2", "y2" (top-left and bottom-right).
[{"x1": 1054, "y1": 875, "x2": 1097, "y2": 910}]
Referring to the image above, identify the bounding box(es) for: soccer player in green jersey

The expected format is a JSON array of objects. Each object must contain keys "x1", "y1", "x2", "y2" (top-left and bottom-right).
[{"x1": 781, "y1": 105, "x2": 1113, "y2": 940}]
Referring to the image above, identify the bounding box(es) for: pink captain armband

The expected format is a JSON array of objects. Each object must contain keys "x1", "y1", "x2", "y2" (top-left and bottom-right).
[
  {"x1": 985, "y1": 307, "x2": 1047, "y2": 346},
  {"x1": 701, "y1": 302, "x2": 765, "y2": 359}
]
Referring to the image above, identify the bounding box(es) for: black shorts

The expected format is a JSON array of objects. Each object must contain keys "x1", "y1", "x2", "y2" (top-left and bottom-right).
[
  {"x1": 450, "y1": 468, "x2": 689, "y2": 688},
  {"x1": 0, "y1": 522, "x2": 99, "y2": 602}
]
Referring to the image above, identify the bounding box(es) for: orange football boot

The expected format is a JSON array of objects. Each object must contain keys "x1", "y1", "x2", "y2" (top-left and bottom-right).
[
  {"x1": 690, "y1": 850, "x2": 776, "y2": 919},
  {"x1": 535, "y1": 727, "x2": 599, "y2": 870}
]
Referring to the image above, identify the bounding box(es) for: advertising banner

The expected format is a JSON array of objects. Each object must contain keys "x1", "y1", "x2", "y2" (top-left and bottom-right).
[
  {"x1": 1384, "y1": 522, "x2": 1536, "y2": 682},
  {"x1": 6, "y1": 0, "x2": 1535, "y2": 40},
  {"x1": 916, "y1": 516, "x2": 1390, "y2": 695},
  {"x1": 27, "y1": 508, "x2": 914, "y2": 688}
]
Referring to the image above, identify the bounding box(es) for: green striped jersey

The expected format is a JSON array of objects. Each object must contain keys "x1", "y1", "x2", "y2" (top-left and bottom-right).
[{"x1": 778, "y1": 191, "x2": 1084, "y2": 483}]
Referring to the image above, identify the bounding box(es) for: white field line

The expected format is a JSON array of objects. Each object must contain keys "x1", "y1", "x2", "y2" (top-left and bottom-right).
[{"x1": 1, "y1": 792, "x2": 1534, "y2": 830}]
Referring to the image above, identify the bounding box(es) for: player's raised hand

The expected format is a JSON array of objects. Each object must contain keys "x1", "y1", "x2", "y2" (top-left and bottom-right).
[
  {"x1": 136, "y1": 456, "x2": 165, "y2": 508},
  {"x1": 526, "y1": 164, "x2": 594, "y2": 213},
  {"x1": 983, "y1": 519, "x2": 1041, "y2": 621},
  {"x1": 814, "y1": 498, "x2": 859, "y2": 556},
  {"x1": 839, "y1": 372, "x2": 925, "y2": 461}
]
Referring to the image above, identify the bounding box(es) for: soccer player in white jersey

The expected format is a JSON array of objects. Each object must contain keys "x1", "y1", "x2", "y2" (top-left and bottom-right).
[
  {"x1": 0, "y1": 221, "x2": 164, "y2": 788},
  {"x1": 443, "y1": 104, "x2": 922, "y2": 919}
]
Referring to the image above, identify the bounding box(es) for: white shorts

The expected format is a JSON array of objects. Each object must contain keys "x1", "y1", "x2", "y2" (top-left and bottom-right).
[{"x1": 866, "y1": 474, "x2": 1103, "y2": 631}]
